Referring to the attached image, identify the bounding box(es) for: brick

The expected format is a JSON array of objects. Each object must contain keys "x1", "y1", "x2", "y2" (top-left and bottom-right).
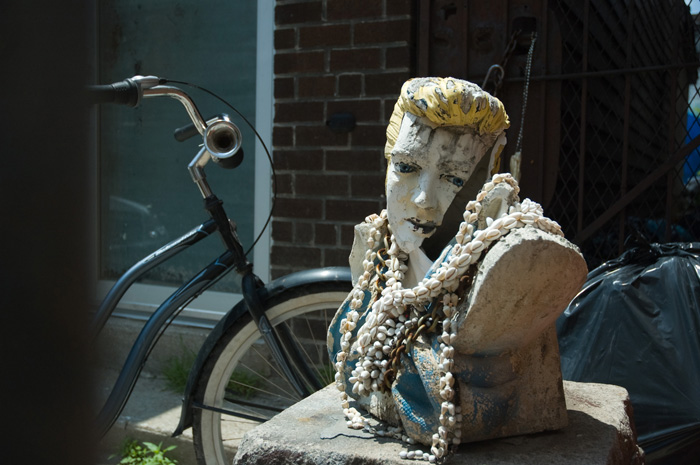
[
  {"x1": 352, "y1": 124, "x2": 387, "y2": 147},
  {"x1": 273, "y1": 197, "x2": 323, "y2": 219},
  {"x1": 275, "y1": 77, "x2": 295, "y2": 99},
  {"x1": 386, "y1": 0, "x2": 413, "y2": 16},
  {"x1": 271, "y1": 245, "x2": 321, "y2": 268},
  {"x1": 354, "y1": 19, "x2": 412, "y2": 45},
  {"x1": 273, "y1": 126, "x2": 293, "y2": 147},
  {"x1": 326, "y1": 199, "x2": 379, "y2": 221},
  {"x1": 276, "y1": 173, "x2": 293, "y2": 195},
  {"x1": 326, "y1": 149, "x2": 383, "y2": 172},
  {"x1": 385, "y1": 45, "x2": 413, "y2": 70},
  {"x1": 315, "y1": 223, "x2": 338, "y2": 245},
  {"x1": 327, "y1": 99, "x2": 381, "y2": 122},
  {"x1": 299, "y1": 24, "x2": 351, "y2": 48},
  {"x1": 296, "y1": 125, "x2": 349, "y2": 147},
  {"x1": 327, "y1": 0, "x2": 383, "y2": 20},
  {"x1": 275, "y1": 51, "x2": 324, "y2": 74},
  {"x1": 272, "y1": 220, "x2": 293, "y2": 242},
  {"x1": 294, "y1": 222, "x2": 314, "y2": 244},
  {"x1": 324, "y1": 246, "x2": 353, "y2": 267},
  {"x1": 296, "y1": 173, "x2": 349, "y2": 196},
  {"x1": 273, "y1": 149, "x2": 323, "y2": 170},
  {"x1": 298, "y1": 75, "x2": 336, "y2": 98},
  {"x1": 365, "y1": 71, "x2": 410, "y2": 96},
  {"x1": 351, "y1": 173, "x2": 386, "y2": 198},
  {"x1": 330, "y1": 48, "x2": 381, "y2": 72},
  {"x1": 341, "y1": 223, "x2": 357, "y2": 246},
  {"x1": 276, "y1": 1, "x2": 322, "y2": 25},
  {"x1": 274, "y1": 28, "x2": 296, "y2": 50},
  {"x1": 275, "y1": 101, "x2": 324, "y2": 123},
  {"x1": 338, "y1": 74, "x2": 363, "y2": 96}
]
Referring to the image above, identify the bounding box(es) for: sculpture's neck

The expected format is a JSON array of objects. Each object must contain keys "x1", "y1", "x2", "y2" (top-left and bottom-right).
[{"x1": 404, "y1": 247, "x2": 432, "y2": 288}]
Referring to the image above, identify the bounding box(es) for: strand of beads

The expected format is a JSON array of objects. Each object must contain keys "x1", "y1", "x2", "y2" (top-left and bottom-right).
[
  {"x1": 334, "y1": 173, "x2": 564, "y2": 463},
  {"x1": 334, "y1": 211, "x2": 388, "y2": 429}
]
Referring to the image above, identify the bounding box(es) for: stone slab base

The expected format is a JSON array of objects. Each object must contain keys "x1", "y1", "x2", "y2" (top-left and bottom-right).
[{"x1": 233, "y1": 381, "x2": 644, "y2": 465}]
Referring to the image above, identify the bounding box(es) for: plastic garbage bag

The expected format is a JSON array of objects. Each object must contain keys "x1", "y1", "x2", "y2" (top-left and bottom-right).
[{"x1": 557, "y1": 242, "x2": 700, "y2": 465}]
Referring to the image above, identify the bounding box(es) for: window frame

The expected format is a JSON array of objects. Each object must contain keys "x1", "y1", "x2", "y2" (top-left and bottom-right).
[{"x1": 91, "y1": 1, "x2": 273, "y2": 326}]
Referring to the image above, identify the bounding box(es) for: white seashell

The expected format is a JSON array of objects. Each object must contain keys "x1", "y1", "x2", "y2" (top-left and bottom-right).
[
  {"x1": 493, "y1": 173, "x2": 505, "y2": 183},
  {"x1": 456, "y1": 253, "x2": 471, "y2": 266},
  {"x1": 521, "y1": 212, "x2": 535, "y2": 224},
  {"x1": 449, "y1": 332, "x2": 458, "y2": 345},
  {"x1": 485, "y1": 228, "x2": 501, "y2": 241},
  {"x1": 403, "y1": 290, "x2": 416, "y2": 302},
  {"x1": 415, "y1": 285, "x2": 429, "y2": 296},
  {"x1": 470, "y1": 240, "x2": 485, "y2": 254},
  {"x1": 468, "y1": 212, "x2": 478, "y2": 223},
  {"x1": 359, "y1": 333, "x2": 371, "y2": 347},
  {"x1": 474, "y1": 230, "x2": 487, "y2": 242}
]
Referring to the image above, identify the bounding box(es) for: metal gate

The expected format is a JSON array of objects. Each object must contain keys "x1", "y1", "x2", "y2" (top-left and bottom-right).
[{"x1": 418, "y1": 0, "x2": 700, "y2": 268}]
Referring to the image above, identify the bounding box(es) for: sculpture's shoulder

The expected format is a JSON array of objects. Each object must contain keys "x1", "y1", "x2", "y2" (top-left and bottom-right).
[{"x1": 348, "y1": 222, "x2": 372, "y2": 285}]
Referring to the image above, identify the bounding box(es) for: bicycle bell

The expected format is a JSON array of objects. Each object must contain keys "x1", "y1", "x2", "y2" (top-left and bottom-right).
[{"x1": 204, "y1": 114, "x2": 244, "y2": 169}]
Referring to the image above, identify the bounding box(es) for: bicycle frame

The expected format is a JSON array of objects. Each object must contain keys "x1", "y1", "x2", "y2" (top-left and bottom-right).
[{"x1": 91, "y1": 77, "x2": 339, "y2": 438}]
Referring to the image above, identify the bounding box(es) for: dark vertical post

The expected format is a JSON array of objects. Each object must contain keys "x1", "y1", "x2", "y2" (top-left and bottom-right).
[
  {"x1": 0, "y1": 2, "x2": 94, "y2": 464},
  {"x1": 417, "y1": 0, "x2": 431, "y2": 76},
  {"x1": 665, "y1": 4, "x2": 681, "y2": 242},
  {"x1": 577, "y1": 0, "x2": 591, "y2": 235},
  {"x1": 619, "y1": 1, "x2": 636, "y2": 254}
]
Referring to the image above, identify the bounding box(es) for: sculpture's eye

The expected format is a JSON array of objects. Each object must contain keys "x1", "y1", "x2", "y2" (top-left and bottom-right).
[
  {"x1": 397, "y1": 162, "x2": 417, "y2": 174},
  {"x1": 444, "y1": 175, "x2": 465, "y2": 188}
]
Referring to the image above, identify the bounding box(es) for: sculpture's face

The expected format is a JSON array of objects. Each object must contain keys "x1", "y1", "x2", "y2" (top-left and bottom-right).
[{"x1": 386, "y1": 113, "x2": 490, "y2": 253}]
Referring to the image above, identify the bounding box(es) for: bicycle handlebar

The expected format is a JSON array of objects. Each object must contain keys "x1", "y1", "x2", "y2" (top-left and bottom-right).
[{"x1": 89, "y1": 75, "x2": 245, "y2": 196}]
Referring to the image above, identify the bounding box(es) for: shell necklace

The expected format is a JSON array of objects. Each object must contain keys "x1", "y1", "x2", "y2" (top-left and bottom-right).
[{"x1": 333, "y1": 173, "x2": 564, "y2": 463}]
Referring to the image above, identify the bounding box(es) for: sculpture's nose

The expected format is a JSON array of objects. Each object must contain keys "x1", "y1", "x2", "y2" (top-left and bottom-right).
[{"x1": 412, "y1": 173, "x2": 438, "y2": 210}]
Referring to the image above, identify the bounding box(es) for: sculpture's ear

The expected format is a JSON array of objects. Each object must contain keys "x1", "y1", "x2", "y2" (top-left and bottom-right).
[{"x1": 421, "y1": 153, "x2": 492, "y2": 260}]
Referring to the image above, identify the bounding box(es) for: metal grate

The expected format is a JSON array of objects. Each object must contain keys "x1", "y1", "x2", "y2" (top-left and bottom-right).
[{"x1": 545, "y1": 0, "x2": 700, "y2": 269}]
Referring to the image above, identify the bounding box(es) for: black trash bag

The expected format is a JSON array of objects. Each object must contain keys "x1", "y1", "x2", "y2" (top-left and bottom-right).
[{"x1": 556, "y1": 242, "x2": 700, "y2": 465}]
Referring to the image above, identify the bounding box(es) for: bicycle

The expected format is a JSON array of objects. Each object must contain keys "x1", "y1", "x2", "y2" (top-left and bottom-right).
[{"x1": 89, "y1": 75, "x2": 352, "y2": 465}]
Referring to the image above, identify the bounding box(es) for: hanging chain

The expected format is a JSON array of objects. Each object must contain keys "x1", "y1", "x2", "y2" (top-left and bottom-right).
[{"x1": 515, "y1": 32, "x2": 538, "y2": 153}]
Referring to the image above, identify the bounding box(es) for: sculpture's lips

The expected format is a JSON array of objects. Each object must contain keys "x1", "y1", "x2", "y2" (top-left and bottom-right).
[{"x1": 407, "y1": 218, "x2": 438, "y2": 235}]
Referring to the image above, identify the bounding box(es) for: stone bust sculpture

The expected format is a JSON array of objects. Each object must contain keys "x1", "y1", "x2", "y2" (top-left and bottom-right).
[{"x1": 328, "y1": 77, "x2": 587, "y2": 462}]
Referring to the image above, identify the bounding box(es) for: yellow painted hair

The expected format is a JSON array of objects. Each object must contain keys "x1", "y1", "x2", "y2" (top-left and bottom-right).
[{"x1": 385, "y1": 77, "x2": 510, "y2": 175}]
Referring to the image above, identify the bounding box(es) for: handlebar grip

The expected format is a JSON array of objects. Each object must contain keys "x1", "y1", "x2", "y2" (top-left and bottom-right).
[
  {"x1": 174, "y1": 113, "x2": 224, "y2": 142},
  {"x1": 173, "y1": 121, "x2": 201, "y2": 142},
  {"x1": 87, "y1": 79, "x2": 140, "y2": 107}
]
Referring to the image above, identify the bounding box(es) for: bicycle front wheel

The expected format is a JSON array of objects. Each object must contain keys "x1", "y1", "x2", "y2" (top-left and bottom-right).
[{"x1": 192, "y1": 281, "x2": 349, "y2": 465}]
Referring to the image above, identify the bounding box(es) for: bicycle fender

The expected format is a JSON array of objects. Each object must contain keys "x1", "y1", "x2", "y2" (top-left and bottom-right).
[{"x1": 172, "y1": 266, "x2": 351, "y2": 436}]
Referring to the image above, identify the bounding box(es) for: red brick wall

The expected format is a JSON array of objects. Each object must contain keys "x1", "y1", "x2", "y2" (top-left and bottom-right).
[{"x1": 271, "y1": 0, "x2": 415, "y2": 278}]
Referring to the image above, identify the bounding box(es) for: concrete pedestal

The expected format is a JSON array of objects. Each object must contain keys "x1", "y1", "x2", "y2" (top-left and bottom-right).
[{"x1": 233, "y1": 381, "x2": 644, "y2": 465}]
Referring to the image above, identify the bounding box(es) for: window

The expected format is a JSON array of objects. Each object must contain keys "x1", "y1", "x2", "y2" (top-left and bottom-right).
[{"x1": 96, "y1": 0, "x2": 272, "y2": 322}]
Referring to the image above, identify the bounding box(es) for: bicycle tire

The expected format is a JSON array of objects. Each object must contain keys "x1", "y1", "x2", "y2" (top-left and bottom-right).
[{"x1": 191, "y1": 281, "x2": 350, "y2": 465}]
